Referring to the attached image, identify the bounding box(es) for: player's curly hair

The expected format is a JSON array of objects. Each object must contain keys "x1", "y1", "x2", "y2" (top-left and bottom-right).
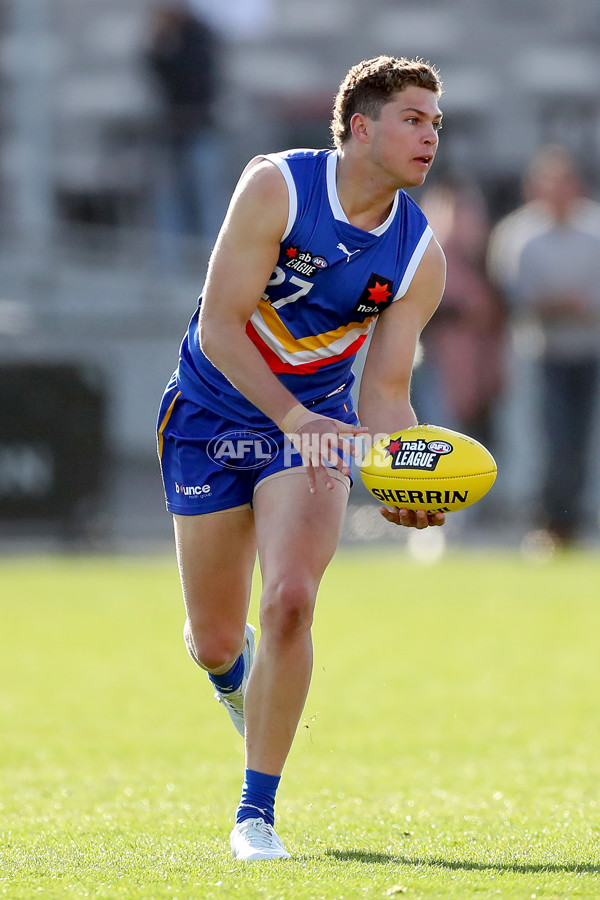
[{"x1": 331, "y1": 55, "x2": 443, "y2": 149}]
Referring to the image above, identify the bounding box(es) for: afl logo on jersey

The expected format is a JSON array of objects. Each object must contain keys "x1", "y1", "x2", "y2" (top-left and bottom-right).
[{"x1": 312, "y1": 256, "x2": 328, "y2": 269}]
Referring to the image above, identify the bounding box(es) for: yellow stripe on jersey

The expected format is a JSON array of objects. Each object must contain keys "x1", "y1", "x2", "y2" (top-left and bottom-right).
[{"x1": 255, "y1": 299, "x2": 375, "y2": 355}]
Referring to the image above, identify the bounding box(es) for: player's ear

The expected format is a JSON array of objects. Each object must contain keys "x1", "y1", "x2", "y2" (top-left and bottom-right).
[{"x1": 350, "y1": 112, "x2": 370, "y2": 143}]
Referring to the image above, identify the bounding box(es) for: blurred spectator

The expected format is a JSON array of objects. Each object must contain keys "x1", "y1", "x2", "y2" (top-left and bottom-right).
[
  {"x1": 412, "y1": 177, "x2": 506, "y2": 453},
  {"x1": 145, "y1": 1, "x2": 227, "y2": 260},
  {"x1": 487, "y1": 146, "x2": 600, "y2": 546},
  {"x1": 188, "y1": 0, "x2": 273, "y2": 40}
]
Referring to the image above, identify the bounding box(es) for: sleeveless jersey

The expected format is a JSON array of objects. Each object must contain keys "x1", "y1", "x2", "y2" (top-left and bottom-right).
[{"x1": 176, "y1": 148, "x2": 432, "y2": 425}]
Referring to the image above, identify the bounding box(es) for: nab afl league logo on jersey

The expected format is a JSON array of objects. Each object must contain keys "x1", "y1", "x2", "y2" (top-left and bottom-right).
[
  {"x1": 284, "y1": 245, "x2": 328, "y2": 277},
  {"x1": 352, "y1": 273, "x2": 394, "y2": 317}
]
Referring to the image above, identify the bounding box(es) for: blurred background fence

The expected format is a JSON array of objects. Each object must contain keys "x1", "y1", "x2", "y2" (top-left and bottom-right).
[{"x1": 1, "y1": 0, "x2": 600, "y2": 552}]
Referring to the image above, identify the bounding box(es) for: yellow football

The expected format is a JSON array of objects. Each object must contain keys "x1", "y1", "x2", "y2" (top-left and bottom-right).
[{"x1": 360, "y1": 424, "x2": 497, "y2": 513}]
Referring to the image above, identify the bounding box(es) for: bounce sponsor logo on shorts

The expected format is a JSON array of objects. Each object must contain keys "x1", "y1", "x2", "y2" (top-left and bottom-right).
[
  {"x1": 175, "y1": 482, "x2": 211, "y2": 497},
  {"x1": 207, "y1": 430, "x2": 279, "y2": 470}
]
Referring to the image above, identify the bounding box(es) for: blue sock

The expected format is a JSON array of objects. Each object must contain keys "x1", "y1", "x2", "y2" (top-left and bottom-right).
[
  {"x1": 236, "y1": 769, "x2": 281, "y2": 826},
  {"x1": 208, "y1": 653, "x2": 244, "y2": 694}
]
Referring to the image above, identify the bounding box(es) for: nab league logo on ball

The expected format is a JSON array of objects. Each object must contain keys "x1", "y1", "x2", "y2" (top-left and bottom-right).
[
  {"x1": 385, "y1": 436, "x2": 453, "y2": 471},
  {"x1": 207, "y1": 430, "x2": 279, "y2": 470}
]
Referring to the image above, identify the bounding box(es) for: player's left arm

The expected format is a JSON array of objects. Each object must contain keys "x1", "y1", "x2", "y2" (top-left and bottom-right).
[
  {"x1": 358, "y1": 235, "x2": 447, "y2": 528},
  {"x1": 358, "y1": 236, "x2": 445, "y2": 433}
]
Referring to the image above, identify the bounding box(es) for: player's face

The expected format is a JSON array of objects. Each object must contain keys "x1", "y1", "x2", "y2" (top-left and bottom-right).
[{"x1": 368, "y1": 86, "x2": 442, "y2": 188}]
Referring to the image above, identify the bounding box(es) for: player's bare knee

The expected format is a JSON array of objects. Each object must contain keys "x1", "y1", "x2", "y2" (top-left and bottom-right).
[
  {"x1": 183, "y1": 618, "x2": 242, "y2": 672},
  {"x1": 260, "y1": 578, "x2": 316, "y2": 640}
]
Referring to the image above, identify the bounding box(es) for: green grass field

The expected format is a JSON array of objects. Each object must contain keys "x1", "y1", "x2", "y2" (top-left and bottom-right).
[{"x1": 1, "y1": 550, "x2": 600, "y2": 899}]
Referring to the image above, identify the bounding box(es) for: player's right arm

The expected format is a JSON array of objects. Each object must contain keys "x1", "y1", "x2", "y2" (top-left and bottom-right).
[
  {"x1": 199, "y1": 158, "x2": 300, "y2": 426},
  {"x1": 198, "y1": 159, "x2": 367, "y2": 491}
]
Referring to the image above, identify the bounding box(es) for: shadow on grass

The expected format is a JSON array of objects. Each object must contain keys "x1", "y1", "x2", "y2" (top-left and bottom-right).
[{"x1": 325, "y1": 850, "x2": 600, "y2": 875}]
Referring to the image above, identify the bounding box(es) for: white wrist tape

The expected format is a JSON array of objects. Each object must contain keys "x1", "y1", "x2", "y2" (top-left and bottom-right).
[
  {"x1": 279, "y1": 404, "x2": 322, "y2": 434},
  {"x1": 279, "y1": 403, "x2": 306, "y2": 433}
]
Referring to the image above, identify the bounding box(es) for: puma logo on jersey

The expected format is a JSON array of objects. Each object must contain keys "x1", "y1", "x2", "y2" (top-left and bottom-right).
[{"x1": 337, "y1": 242, "x2": 361, "y2": 263}]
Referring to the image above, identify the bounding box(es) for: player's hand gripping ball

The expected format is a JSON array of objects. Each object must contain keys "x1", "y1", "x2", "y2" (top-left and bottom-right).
[{"x1": 360, "y1": 424, "x2": 497, "y2": 513}]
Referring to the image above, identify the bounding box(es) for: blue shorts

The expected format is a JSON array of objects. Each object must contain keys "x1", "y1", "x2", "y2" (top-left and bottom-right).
[{"x1": 157, "y1": 377, "x2": 358, "y2": 515}]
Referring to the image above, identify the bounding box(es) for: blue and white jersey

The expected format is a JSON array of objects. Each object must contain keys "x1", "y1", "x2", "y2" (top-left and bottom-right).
[{"x1": 176, "y1": 148, "x2": 432, "y2": 424}]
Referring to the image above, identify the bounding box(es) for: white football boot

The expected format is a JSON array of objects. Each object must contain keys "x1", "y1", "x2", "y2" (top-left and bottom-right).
[
  {"x1": 230, "y1": 818, "x2": 291, "y2": 860},
  {"x1": 213, "y1": 623, "x2": 255, "y2": 737}
]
